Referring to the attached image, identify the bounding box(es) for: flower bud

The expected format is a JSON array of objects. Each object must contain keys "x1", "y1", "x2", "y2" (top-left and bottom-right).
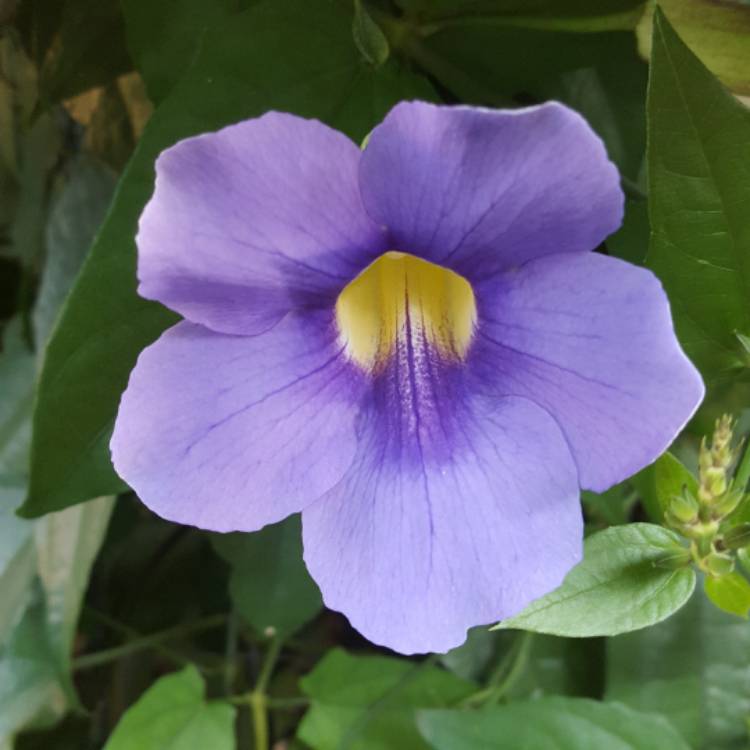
[{"x1": 666, "y1": 491, "x2": 699, "y2": 525}]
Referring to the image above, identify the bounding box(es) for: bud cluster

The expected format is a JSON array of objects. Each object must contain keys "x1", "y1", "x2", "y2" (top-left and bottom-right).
[{"x1": 664, "y1": 415, "x2": 748, "y2": 578}]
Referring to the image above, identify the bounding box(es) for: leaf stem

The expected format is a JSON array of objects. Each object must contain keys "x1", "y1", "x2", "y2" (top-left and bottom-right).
[{"x1": 72, "y1": 613, "x2": 227, "y2": 671}]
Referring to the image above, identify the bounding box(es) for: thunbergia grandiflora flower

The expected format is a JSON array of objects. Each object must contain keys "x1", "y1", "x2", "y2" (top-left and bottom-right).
[{"x1": 112, "y1": 101, "x2": 704, "y2": 654}]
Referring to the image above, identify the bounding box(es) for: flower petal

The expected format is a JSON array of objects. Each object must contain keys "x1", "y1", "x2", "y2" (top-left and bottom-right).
[
  {"x1": 111, "y1": 312, "x2": 364, "y2": 531},
  {"x1": 138, "y1": 112, "x2": 388, "y2": 334},
  {"x1": 359, "y1": 101, "x2": 623, "y2": 286},
  {"x1": 473, "y1": 252, "x2": 704, "y2": 492},
  {"x1": 302, "y1": 395, "x2": 581, "y2": 654}
]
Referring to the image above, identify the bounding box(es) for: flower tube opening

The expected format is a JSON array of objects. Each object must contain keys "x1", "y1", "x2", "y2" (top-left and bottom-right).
[{"x1": 335, "y1": 251, "x2": 477, "y2": 373}]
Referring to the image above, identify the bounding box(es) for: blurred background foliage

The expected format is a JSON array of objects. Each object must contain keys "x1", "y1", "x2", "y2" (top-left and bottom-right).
[{"x1": 0, "y1": 0, "x2": 749, "y2": 748}]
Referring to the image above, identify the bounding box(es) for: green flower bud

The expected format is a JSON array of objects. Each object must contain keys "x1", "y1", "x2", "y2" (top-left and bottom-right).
[{"x1": 666, "y1": 491, "x2": 699, "y2": 524}]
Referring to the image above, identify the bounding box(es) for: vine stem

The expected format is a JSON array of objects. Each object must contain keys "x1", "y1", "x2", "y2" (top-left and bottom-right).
[
  {"x1": 72, "y1": 613, "x2": 227, "y2": 671},
  {"x1": 229, "y1": 635, "x2": 283, "y2": 750}
]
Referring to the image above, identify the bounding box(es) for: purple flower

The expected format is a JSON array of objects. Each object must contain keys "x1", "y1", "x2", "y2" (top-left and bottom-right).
[{"x1": 111, "y1": 101, "x2": 704, "y2": 654}]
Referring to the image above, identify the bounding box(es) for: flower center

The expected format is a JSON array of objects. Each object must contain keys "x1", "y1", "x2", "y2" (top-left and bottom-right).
[{"x1": 335, "y1": 251, "x2": 477, "y2": 372}]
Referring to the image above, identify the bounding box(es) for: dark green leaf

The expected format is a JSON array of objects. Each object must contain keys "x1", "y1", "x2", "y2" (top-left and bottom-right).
[
  {"x1": 646, "y1": 9, "x2": 750, "y2": 384},
  {"x1": 298, "y1": 649, "x2": 474, "y2": 750},
  {"x1": 495, "y1": 524, "x2": 696, "y2": 636},
  {"x1": 538, "y1": 33, "x2": 647, "y2": 182},
  {"x1": 581, "y1": 481, "x2": 637, "y2": 527},
  {"x1": 395, "y1": 0, "x2": 645, "y2": 30},
  {"x1": 39, "y1": 0, "x2": 132, "y2": 103},
  {"x1": 211, "y1": 516, "x2": 320, "y2": 638},
  {"x1": 440, "y1": 628, "x2": 496, "y2": 682},
  {"x1": 418, "y1": 697, "x2": 690, "y2": 750},
  {"x1": 22, "y1": 0, "x2": 435, "y2": 518},
  {"x1": 121, "y1": 0, "x2": 237, "y2": 103},
  {"x1": 353, "y1": 0, "x2": 390, "y2": 67},
  {"x1": 606, "y1": 586, "x2": 750, "y2": 748},
  {"x1": 102, "y1": 665, "x2": 235, "y2": 750}
]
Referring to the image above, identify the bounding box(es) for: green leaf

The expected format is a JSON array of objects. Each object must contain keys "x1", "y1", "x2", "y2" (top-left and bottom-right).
[
  {"x1": 0, "y1": 486, "x2": 35, "y2": 645},
  {"x1": 390, "y1": 2, "x2": 646, "y2": 106},
  {"x1": 0, "y1": 320, "x2": 34, "y2": 482},
  {"x1": 0, "y1": 593, "x2": 68, "y2": 747},
  {"x1": 417, "y1": 697, "x2": 690, "y2": 750},
  {"x1": 646, "y1": 9, "x2": 750, "y2": 384},
  {"x1": 298, "y1": 649, "x2": 474, "y2": 750},
  {"x1": 638, "y1": 0, "x2": 750, "y2": 95},
  {"x1": 395, "y1": 1, "x2": 646, "y2": 30},
  {"x1": 22, "y1": 0, "x2": 435, "y2": 518},
  {"x1": 211, "y1": 516, "x2": 321, "y2": 638},
  {"x1": 606, "y1": 586, "x2": 750, "y2": 748},
  {"x1": 440, "y1": 628, "x2": 496, "y2": 682},
  {"x1": 537, "y1": 33, "x2": 648, "y2": 182},
  {"x1": 632, "y1": 452, "x2": 698, "y2": 522},
  {"x1": 103, "y1": 666, "x2": 235, "y2": 750},
  {"x1": 33, "y1": 156, "x2": 117, "y2": 351},
  {"x1": 34, "y1": 496, "x2": 115, "y2": 702},
  {"x1": 581, "y1": 481, "x2": 637, "y2": 527},
  {"x1": 495, "y1": 523, "x2": 696, "y2": 636},
  {"x1": 121, "y1": 0, "x2": 236, "y2": 103},
  {"x1": 704, "y1": 572, "x2": 750, "y2": 619},
  {"x1": 353, "y1": 0, "x2": 390, "y2": 67}
]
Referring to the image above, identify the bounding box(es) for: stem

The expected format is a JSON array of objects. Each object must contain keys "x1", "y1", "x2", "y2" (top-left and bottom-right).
[
  {"x1": 238, "y1": 635, "x2": 283, "y2": 750},
  {"x1": 249, "y1": 692, "x2": 268, "y2": 750},
  {"x1": 224, "y1": 611, "x2": 239, "y2": 695},
  {"x1": 484, "y1": 632, "x2": 532, "y2": 705},
  {"x1": 461, "y1": 631, "x2": 533, "y2": 707},
  {"x1": 72, "y1": 614, "x2": 227, "y2": 671}
]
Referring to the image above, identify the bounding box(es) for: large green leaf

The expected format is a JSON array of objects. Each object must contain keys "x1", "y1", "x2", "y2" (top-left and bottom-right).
[
  {"x1": 638, "y1": 0, "x2": 750, "y2": 95},
  {"x1": 495, "y1": 524, "x2": 696, "y2": 636},
  {"x1": 121, "y1": 0, "x2": 237, "y2": 103},
  {"x1": 0, "y1": 594, "x2": 68, "y2": 747},
  {"x1": 103, "y1": 666, "x2": 235, "y2": 750},
  {"x1": 298, "y1": 649, "x2": 474, "y2": 750},
  {"x1": 211, "y1": 516, "x2": 321, "y2": 638},
  {"x1": 33, "y1": 496, "x2": 115, "y2": 701},
  {"x1": 417, "y1": 697, "x2": 690, "y2": 750},
  {"x1": 606, "y1": 586, "x2": 750, "y2": 749},
  {"x1": 0, "y1": 158, "x2": 116, "y2": 741},
  {"x1": 22, "y1": 0, "x2": 435, "y2": 518},
  {"x1": 388, "y1": 1, "x2": 645, "y2": 106},
  {"x1": 395, "y1": 0, "x2": 645, "y2": 30},
  {"x1": 0, "y1": 486, "x2": 35, "y2": 646},
  {"x1": 646, "y1": 9, "x2": 750, "y2": 385}
]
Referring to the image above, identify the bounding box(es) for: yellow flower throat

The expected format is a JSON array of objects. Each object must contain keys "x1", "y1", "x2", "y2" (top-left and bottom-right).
[{"x1": 335, "y1": 251, "x2": 477, "y2": 373}]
